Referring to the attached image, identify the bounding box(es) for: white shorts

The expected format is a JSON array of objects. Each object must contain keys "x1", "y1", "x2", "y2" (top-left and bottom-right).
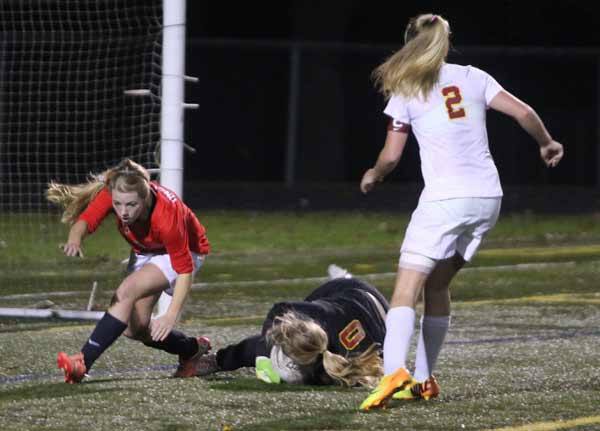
[
  {"x1": 401, "y1": 197, "x2": 501, "y2": 262},
  {"x1": 132, "y1": 252, "x2": 205, "y2": 289}
]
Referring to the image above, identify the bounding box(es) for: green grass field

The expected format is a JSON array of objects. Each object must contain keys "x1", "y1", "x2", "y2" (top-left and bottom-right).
[{"x1": 1, "y1": 211, "x2": 600, "y2": 430}]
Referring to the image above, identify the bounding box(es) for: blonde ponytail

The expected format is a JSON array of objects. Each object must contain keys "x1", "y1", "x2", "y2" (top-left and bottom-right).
[
  {"x1": 46, "y1": 174, "x2": 107, "y2": 225},
  {"x1": 372, "y1": 13, "x2": 450, "y2": 100},
  {"x1": 321, "y1": 343, "x2": 383, "y2": 388},
  {"x1": 46, "y1": 158, "x2": 151, "y2": 225}
]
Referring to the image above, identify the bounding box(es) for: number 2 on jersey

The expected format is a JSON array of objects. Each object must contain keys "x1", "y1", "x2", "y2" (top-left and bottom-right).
[{"x1": 442, "y1": 85, "x2": 466, "y2": 119}]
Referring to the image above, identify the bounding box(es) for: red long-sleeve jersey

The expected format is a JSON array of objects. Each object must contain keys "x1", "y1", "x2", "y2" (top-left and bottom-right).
[{"x1": 78, "y1": 182, "x2": 210, "y2": 274}]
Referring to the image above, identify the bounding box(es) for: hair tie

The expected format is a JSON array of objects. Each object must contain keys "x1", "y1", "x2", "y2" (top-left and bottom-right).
[{"x1": 430, "y1": 15, "x2": 438, "y2": 23}]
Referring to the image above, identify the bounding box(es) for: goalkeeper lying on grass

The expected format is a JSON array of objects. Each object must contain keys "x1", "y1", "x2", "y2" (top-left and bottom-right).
[{"x1": 193, "y1": 269, "x2": 389, "y2": 388}]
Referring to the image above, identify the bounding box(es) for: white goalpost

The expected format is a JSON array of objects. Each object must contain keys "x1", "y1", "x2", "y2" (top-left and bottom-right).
[
  {"x1": 160, "y1": 0, "x2": 186, "y2": 198},
  {"x1": 153, "y1": 0, "x2": 198, "y2": 319},
  {"x1": 0, "y1": 0, "x2": 192, "y2": 320}
]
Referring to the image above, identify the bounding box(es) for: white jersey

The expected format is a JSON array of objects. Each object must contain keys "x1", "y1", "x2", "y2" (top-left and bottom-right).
[{"x1": 384, "y1": 63, "x2": 504, "y2": 202}]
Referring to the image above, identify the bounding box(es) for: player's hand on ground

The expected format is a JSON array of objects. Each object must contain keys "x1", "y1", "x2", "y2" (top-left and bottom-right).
[
  {"x1": 61, "y1": 242, "x2": 84, "y2": 258},
  {"x1": 150, "y1": 314, "x2": 176, "y2": 341},
  {"x1": 540, "y1": 140, "x2": 563, "y2": 167}
]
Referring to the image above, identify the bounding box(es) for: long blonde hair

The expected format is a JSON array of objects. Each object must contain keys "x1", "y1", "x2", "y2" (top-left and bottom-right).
[
  {"x1": 372, "y1": 13, "x2": 450, "y2": 100},
  {"x1": 267, "y1": 311, "x2": 383, "y2": 388},
  {"x1": 46, "y1": 159, "x2": 151, "y2": 224}
]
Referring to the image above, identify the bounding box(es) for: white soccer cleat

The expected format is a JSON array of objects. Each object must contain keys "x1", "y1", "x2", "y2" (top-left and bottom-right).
[{"x1": 327, "y1": 264, "x2": 352, "y2": 280}]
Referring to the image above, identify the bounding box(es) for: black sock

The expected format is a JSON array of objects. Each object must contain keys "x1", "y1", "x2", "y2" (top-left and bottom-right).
[
  {"x1": 143, "y1": 330, "x2": 198, "y2": 359},
  {"x1": 216, "y1": 335, "x2": 265, "y2": 371},
  {"x1": 81, "y1": 312, "x2": 127, "y2": 371}
]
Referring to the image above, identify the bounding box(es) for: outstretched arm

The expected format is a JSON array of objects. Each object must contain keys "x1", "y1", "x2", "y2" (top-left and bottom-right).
[
  {"x1": 63, "y1": 219, "x2": 88, "y2": 257},
  {"x1": 489, "y1": 90, "x2": 564, "y2": 167},
  {"x1": 360, "y1": 130, "x2": 409, "y2": 194}
]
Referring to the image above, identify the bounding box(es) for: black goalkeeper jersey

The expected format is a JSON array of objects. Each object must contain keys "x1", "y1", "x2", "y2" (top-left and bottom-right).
[
  {"x1": 262, "y1": 278, "x2": 388, "y2": 356},
  {"x1": 216, "y1": 278, "x2": 389, "y2": 385}
]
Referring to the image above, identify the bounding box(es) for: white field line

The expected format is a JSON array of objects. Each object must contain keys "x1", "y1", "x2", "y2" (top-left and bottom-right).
[
  {"x1": 0, "y1": 290, "x2": 91, "y2": 301},
  {"x1": 189, "y1": 260, "x2": 576, "y2": 289},
  {"x1": 0, "y1": 307, "x2": 103, "y2": 320},
  {"x1": 0, "y1": 260, "x2": 577, "y2": 302}
]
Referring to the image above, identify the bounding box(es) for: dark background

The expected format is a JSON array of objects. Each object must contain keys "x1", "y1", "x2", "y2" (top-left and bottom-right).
[
  {"x1": 187, "y1": 2, "x2": 600, "y2": 47},
  {"x1": 4, "y1": 1, "x2": 596, "y2": 213},
  {"x1": 179, "y1": 1, "x2": 600, "y2": 212}
]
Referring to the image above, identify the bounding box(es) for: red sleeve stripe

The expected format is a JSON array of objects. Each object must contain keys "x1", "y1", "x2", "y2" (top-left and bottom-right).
[{"x1": 387, "y1": 117, "x2": 411, "y2": 133}]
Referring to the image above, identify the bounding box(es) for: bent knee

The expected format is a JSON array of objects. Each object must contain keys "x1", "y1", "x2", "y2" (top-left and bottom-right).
[{"x1": 110, "y1": 281, "x2": 139, "y2": 306}]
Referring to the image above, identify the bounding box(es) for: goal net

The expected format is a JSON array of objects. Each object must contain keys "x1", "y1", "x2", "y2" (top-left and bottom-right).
[{"x1": 0, "y1": 1, "x2": 163, "y2": 306}]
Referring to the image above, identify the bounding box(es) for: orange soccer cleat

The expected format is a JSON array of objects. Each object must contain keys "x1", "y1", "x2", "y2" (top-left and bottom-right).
[
  {"x1": 393, "y1": 375, "x2": 441, "y2": 401},
  {"x1": 359, "y1": 367, "x2": 414, "y2": 411},
  {"x1": 173, "y1": 336, "x2": 212, "y2": 378},
  {"x1": 57, "y1": 352, "x2": 87, "y2": 384}
]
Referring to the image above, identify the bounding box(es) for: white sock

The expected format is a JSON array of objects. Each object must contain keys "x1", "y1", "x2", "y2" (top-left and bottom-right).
[
  {"x1": 383, "y1": 306, "x2": 416, "y2": 375},
  {"x1": 413, "y1": 315, "x2": 451, "y2": 382}
]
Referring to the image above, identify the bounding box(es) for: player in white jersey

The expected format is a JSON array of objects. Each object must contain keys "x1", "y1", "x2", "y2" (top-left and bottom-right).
[{"x1": 359, "y1": 13, "x2": 563, "y2": 411}]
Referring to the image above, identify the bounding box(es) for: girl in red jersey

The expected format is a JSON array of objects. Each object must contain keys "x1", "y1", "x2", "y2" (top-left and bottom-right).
[{"x1": 47, "y1": 159, "x2": 211, "y2": 383}]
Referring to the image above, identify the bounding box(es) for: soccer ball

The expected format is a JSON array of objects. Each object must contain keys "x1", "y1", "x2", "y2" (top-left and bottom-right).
[{"x1": 269, "y1": 346, "x2": 304, "y2": 384}]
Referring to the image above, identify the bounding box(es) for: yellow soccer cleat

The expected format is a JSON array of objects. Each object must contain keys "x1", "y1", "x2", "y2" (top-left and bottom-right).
[
  {"x1": 359, "y1": 367, "x2": 414, "y2": 411},
  {"x1": 392, "y1": 375, "x2": 441, "y2": 401}
]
